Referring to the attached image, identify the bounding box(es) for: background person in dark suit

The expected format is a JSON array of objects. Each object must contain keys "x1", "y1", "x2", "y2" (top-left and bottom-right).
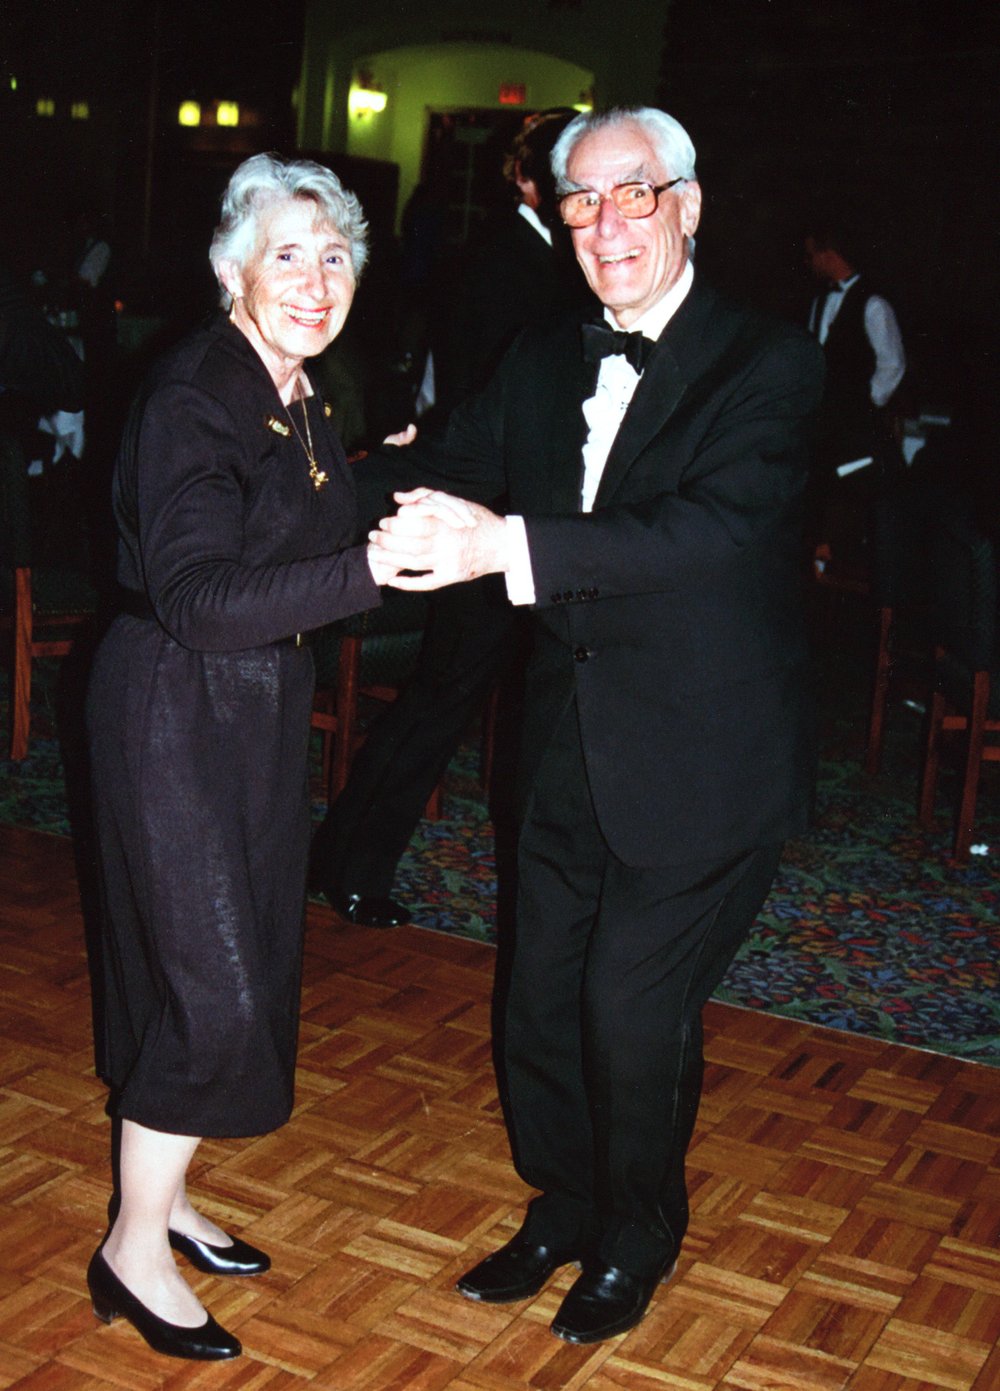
[
  {"x1": 309, "y1": 109, "x2": 591, "y2": 927},
  {"x1": 367, "y1": 106, "x2": 825, "y2": 1345},
  {"x1": 434, "y1": 107, "x2": 592, "y2": 415}
]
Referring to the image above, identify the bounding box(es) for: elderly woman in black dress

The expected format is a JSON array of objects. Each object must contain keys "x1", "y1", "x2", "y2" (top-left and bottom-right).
[{"x1": 85, "y1": 154, "x2": 401, "y2": 1360}]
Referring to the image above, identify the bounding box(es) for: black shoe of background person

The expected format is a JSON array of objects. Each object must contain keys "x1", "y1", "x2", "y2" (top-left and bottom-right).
[
  {"x1": 457, "y1": 1230, "x2": 585, "y2": 1304},
  {"x1": 86, "y1": 1248, "x2": 241, "y2": 1360},
  {"x1": 307, "y1": 860, "x2": 410, "y2": 928},
  {"x1": 550, "y1": 1253, "x2": 678, "y2": 1344},
  {"x1": 328, "y1": 890, "x2": 410, "y2": 928}
]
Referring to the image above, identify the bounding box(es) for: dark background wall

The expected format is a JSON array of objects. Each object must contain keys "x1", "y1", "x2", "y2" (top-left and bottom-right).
[
  {"x1": 3, "y1": 0, "x2": 996, "y2": 418},
  {"x1": 658, "y1": 0, "x2": 999, "y2": 415}
]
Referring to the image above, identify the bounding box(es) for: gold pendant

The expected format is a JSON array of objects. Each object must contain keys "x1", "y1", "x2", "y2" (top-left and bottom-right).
[{"x1": 309, "y1": 458, "x2": 328, "y2": 490}]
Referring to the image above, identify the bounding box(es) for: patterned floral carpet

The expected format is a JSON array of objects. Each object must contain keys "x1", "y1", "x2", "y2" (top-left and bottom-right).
[{"x1": 3, "y1": 635, "x2": 998, "y2": 1065}]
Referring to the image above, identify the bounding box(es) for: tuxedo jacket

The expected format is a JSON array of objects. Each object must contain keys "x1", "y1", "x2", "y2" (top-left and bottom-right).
[{"x1": 362, "y1": 278, "x2": 825, "y2": 868}]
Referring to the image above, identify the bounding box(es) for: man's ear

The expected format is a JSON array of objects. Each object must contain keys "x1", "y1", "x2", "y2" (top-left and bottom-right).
[
  {"x1": 680, "y1": 181, "x2": 702, "y2": 238},
  {"x1": 515, "y1": 162, "x2": 541, "y2": 211}
]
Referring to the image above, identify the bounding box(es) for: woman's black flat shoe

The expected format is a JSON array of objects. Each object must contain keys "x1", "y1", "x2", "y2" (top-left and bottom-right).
[
  {"x1": 87, "y1": 1249, "x2": 241, "y2": 1360},
  {"x1": 168, "y1": 1229, "x2": 270, "y2": 1276}
]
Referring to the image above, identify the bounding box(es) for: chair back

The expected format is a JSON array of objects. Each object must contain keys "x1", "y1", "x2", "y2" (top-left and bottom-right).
[
  {"x1": 927, "y1": 493, "x2": 998, "y2": 671},
  {"x1": 311, "y1": 590, "x2": 430, "y2": 688}
]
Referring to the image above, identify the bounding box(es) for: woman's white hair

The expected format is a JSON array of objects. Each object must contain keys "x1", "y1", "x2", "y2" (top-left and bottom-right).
[
  {"x1": 550, "y1": 107, "x2": 698, "y2": 193},
  {"x1": 209, "y1": 153, "x2": 369, "y2": 308}
]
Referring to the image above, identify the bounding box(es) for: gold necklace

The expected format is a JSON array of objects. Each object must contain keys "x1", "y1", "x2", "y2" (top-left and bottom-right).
[{"x1": 284, "y1": 390, "x2": 328, "y2": 490}]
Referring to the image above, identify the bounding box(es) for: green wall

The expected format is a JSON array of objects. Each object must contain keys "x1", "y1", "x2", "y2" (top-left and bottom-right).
[{"x1": 345, "y1": 43, "x2": 592, "y2": 227}]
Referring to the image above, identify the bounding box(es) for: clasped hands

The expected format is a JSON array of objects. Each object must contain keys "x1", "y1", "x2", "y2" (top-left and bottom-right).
[{"x1": 366, "y1": 488, "x2": 509, "y2": 590}]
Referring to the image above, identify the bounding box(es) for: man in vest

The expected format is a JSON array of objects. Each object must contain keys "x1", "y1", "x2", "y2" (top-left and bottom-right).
[{"x1": 804, "y1": 224, "x2": 906, "y2": 565}]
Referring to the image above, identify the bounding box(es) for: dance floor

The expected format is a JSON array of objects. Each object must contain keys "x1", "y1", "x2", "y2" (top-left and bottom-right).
[
  {"x1": 1, "y1": 823, "x2": 999, "y2": 1389},
  {"x1": 4, "y1": 652, "x2": 998, "y2": 1064}
]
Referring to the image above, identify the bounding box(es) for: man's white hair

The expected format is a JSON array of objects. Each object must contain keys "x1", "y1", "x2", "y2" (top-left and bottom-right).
[{"x1": 551, "y1": 107, "x2": 698, "y2": 193}]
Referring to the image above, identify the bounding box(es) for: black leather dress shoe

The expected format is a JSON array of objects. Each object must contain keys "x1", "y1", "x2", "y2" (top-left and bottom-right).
[
  {"x1": 329, "y1": 891, "x2": 410, "y2": 928},
  {"x1": 457, "y1": 1232, "x2": 582, "y2": 1304},
  {"x1": 87, "y1": 1249, "x2": 241, "y2": 1360},
  {"x1": 551, "y1": 1257, "x2": 677, "y2": 1344},
  {"x1": 168, "y1": 1230, "x2": 270, "y2": 1276}
]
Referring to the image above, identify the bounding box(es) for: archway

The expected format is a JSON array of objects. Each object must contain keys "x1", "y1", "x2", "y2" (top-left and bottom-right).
[{"x1": 342, "y1": 43, "x2": 593, "y2": 235}]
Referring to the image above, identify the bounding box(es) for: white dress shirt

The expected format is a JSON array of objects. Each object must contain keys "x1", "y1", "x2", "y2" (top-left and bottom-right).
[
  {"x1": 505, "y1": 262, "x2": 694, "y2": 605},
  {"x1": 517, "y1": 201, "x2": 553, "y2": 248}
]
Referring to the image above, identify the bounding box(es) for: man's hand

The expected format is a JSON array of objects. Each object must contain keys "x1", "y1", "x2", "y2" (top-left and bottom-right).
[
  {"x1": 382, "y1": 423, "x2": 417, "y2": 447},
  {"x1": 368, "y1": 490, "x2": 510, "y2": 590}
]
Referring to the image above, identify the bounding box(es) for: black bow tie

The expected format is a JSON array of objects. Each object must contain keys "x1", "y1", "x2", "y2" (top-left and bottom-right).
[{"x1": 581, "y1": 321, "x2": 653, "y2": 374}]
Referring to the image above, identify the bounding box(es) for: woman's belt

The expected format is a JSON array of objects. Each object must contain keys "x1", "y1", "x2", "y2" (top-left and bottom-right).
[
  {"x1": 115, "y1": 588, "x2": 304, "y2": 647},
  {"x1": 117, "y1": 587, "x2": 156, "y2": 621}
]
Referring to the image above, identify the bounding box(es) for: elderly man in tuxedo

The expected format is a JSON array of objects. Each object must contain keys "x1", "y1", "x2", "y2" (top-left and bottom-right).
[{"x1": 368, "y1": 106, "x2": 824, "y2": 1345}]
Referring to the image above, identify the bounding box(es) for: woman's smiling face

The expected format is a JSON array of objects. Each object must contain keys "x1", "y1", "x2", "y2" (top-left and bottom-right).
[{"x1": 224, "y1": 197, "x2": 356, "y2": 387}]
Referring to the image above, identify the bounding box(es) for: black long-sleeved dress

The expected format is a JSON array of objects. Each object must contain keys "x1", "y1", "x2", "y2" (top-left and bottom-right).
[{"x1": 87, "y1": 314, "x2": 381, "y2": 1137}]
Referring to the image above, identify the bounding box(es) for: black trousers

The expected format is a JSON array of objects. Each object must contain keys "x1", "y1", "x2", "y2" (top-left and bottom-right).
[
  {"x1": 311, "y1": 576, "x2": 516, "y2": 897},
  {"x1": 502, "y1": 703, "x2": 782, "y2": 1276}
]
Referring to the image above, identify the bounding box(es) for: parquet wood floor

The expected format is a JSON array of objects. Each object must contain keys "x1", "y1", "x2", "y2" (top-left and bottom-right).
[{"x1": 1, "y1": 823, "x2": 998, "y2": 1390}]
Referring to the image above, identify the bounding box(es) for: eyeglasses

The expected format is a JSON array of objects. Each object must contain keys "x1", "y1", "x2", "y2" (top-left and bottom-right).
[{"x1": 559, "y1": 178, "x2": 686, "y2": 228}]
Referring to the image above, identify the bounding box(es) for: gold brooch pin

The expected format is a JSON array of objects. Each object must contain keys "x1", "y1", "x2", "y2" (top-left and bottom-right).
[{"x1": 265, "y1": 414, "x2": 291, "y2": 437}]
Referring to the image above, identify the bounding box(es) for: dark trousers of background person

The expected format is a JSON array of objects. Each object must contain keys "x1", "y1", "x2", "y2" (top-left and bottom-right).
[
  {"x1": 310, "y1": 575, "x2": 518, "y2": 900},
  {"x1": 499, "y1": 702, "x2": 783, "y2": 1277},
  {"x1": 806, "y1": 404, "x2": 907, "y2": 571}
]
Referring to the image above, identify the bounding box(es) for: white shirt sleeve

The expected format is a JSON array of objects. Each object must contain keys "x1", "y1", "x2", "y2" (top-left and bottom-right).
[
  {"x1": 503, "y1": 514, "x2": 536, "y2": 606},
  {"x1": 864, "y1": 295, "x2": 906, "y2": 407}
]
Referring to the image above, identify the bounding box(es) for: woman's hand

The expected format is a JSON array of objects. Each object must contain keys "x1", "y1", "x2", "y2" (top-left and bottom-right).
[
  {"x1": 366, "y1": 488, "x2": 473, "y2": 587},
  {"x1": 366, "y1": 541, "x2": 404, "y2": 588},
  {"x1": 368, "y1": 492, "x2": 510, "y2": 590}
]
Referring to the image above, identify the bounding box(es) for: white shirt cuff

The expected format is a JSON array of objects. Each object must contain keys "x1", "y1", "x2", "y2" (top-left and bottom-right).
[{"x1": 503, "y1": 515, "x2": 536, "y2": 606}]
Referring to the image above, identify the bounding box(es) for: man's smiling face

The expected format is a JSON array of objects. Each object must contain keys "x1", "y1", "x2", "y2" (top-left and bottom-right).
[{"x1": 565, "y1": 121, "x2": 701, "y2": 329}]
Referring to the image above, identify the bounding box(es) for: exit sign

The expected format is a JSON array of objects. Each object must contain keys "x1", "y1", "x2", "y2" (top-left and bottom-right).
[{"x1": 498, "y1": 83, "x2": 526, "y2": 105}]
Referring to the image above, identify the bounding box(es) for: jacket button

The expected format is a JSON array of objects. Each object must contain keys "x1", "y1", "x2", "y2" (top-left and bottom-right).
[
  {"x1": 574, "y1": 646, "x2": 590, "y2": 662},
  {"x1": 550, "y1": 592, "x2": 563, "y2": 604},
  {"x1": 563, "y1": 590, "x2": 575, "y2": 602}
]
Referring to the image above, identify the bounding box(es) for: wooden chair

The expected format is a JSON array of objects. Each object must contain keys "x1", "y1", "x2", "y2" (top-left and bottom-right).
[
  {"x1": 917, "y1": 493, "x2": 1000, "y2": 860},
  {"x1": 308, "y1": 451, "x2": 499, "y2": 815},
  {"x1": 0, "y1": 434, "x2": 98, "y2": 760},
  {"x1": 309, "y1": 584, "x2": 503, "y2": 818},
  {"x1": 309, "y1": 593, "x2": 444, "y2": 816}
]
